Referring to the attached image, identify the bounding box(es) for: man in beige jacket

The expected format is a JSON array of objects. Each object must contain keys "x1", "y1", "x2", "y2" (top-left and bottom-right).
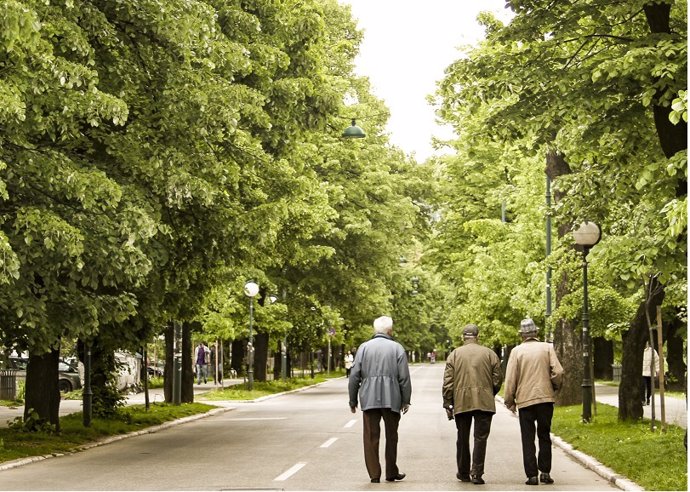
[
  {"x1": 504, "y1": 318, "x2": 564, "y2": 486},
  {"x1": 443, "y1": 324, "x2": 503, "y2": 485}
]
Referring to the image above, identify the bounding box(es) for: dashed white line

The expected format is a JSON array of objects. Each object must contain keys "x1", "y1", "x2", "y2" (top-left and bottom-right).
[
  {"x1": 274, "y1": 462, "x2": 306, "y2": 481},
  {"x1": 344, "y1": 419, "x2": 357, "y2": 428},
  {"x1": 320, "y1": 437, "x2": 338, "y2": 448}
]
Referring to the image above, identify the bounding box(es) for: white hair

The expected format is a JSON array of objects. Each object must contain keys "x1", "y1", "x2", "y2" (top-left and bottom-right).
[{"x1": 373, "y1": 316, "x2": 393, "y2": 334}]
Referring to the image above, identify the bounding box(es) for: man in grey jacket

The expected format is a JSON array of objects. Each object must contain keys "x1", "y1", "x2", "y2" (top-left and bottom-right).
[
  {"x1": 443, "y1": 324, "x2": 503, "y2": 485},
  {"x1": 349, "y1": 316, "x2": 411, "y2": 484},
  {"x1": 504, "y1": 318, "x2": 564, "y2": 486}
]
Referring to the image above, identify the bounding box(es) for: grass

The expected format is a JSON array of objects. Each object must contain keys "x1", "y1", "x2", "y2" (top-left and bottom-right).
[
  {"x1": 0, "y1": 402, "x2": 215, "y2": 464},
  {"x1": 200, "y1": 370, "x2": 345, "y2": 401},
  {"x1": 552, "y1": 403, "x2": 687, "y2": 491}
]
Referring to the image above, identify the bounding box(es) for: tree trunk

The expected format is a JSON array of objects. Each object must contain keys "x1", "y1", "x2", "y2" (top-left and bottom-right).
[
  {"x1": 593, "y1": 337, "x2": 614, "y2": 380},
  {"x1": 665, "y1": 314, "x2": 686, "y2": 391},
  {"x1": 90, "y1": 337, "x2": 119, "y2": 418},
  {"x1": 546, "y1": 150, "x2": 583, "y2": 406},
  {"x1": 181, "y1": 322, "x2": 193, "y2": 403},
  {"x1": 618, "y1": 277, "x2": 665, "y2": 421},
  {"x1": 164, "y1": 323, "x2": 173, "y2": 403},
  {"x1": 553, "y1": 317, "x2": 583, "y2": 405},
  {"x1": 231, "y1": 339, "x2": 245, "y2": 376},
  {"x1": 273, "y1": 351, "x2": 281, "y2": 380},
  {"x1": 643, "y1": 2, "x2": 687, "y2": 197},
  {"x1": 254, "y1": 332, "x2": 269, "y2": 381},
  {"x1": 24, "y1": 349, "x2": 61, "y2": 431}
]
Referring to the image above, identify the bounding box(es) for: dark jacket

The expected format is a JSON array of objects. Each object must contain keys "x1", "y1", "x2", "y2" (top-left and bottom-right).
[{"x1": 442, "y1": 341, "x2": 503, "y2": 414}]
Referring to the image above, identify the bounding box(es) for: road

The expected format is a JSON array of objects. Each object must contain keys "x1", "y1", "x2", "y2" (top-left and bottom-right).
[{"x1": 0, "y1": 364, "x2": 619, "y2": 490}]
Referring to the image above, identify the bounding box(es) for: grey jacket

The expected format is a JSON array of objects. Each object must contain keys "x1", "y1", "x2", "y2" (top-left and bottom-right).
[{"x1": 348, "y1": 334, "x2": 412, "y2": 413}]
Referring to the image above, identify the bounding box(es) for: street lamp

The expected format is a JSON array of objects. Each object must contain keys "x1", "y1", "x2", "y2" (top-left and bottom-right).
[
  {"x1": 572, "y1": 221, "x2": 601, "y2": 423},
  {"x1": 342, "y1": 119, "x2": 366, "y2": 138},
  {"x1": 244, "y1": 281, "x2": 259, "y2": 391}
]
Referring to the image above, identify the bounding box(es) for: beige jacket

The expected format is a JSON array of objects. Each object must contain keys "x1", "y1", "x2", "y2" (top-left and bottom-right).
[
  {"x1": 504, "y1": 338, "x2": 564, "y2": 411},
  {"x1": 443, "y1": 341, "x2": 503, "y2": 414}
]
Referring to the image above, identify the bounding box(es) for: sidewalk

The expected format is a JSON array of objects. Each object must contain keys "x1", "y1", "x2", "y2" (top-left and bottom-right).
[{"x1": 595, "y1": 383, "x2": 687, "y2": 428}]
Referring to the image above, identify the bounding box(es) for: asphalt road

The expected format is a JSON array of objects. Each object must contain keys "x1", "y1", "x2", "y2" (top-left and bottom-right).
[{"x1": 0, "y1": 364, "x2": 618, "y2": 491}]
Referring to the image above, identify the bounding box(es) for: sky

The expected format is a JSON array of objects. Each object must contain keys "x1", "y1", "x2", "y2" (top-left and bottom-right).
[{"x1": 340, "y1": 0, "x2": 511, "y2": 161}]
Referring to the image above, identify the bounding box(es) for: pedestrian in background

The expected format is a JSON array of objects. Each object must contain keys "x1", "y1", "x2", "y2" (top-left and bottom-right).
[
  {"x1": 641, "y1": 342, "x2": 660, "y2": 406},
  {"x1": 195, "y1": 341, "x2": 210, "y2": 385},
  {"x1": 345, "y1": 350, "x2": 354, "y2": 378},
  {"x1": 442, "y1": 324, "x2": 503, "y2": 485},
  {"x1": 348, "y1": 316, "x2": 411, "y2": 484},
  {"x1": 504, "y1": 318, "x2": 564, "y2": 486}
]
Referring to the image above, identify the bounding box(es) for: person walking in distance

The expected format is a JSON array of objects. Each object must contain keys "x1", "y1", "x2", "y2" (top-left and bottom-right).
[
  {"x1": 195, "y1": 341, "x2": 210, "y2": 385},
  {"x1": 348, "y1": 316, "x2": 412, "y2": 484},
  {"x1": 504, "y1": 318, "x2": 564, "y2": 486},
  {"x1": 641, "y1": 342, "x2": 660, "y2": 405},
  {"x1": 443, "y1": 324, "x2": 503, "y2": 485},
  {"x1": 345, "y1": 350, "x2": 355, "y2": 378}
]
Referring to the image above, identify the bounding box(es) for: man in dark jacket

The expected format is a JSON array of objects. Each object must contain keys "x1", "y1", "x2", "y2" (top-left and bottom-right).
[
  {"x1": 443, "y1": 324, "x2": 503, "y2": 485},
  {"x1": 349, "y1": 316, "x2": 412, "y2": 484},
  {"x1": 504, "y1": 318, "x2": 564, "y2": 486}
]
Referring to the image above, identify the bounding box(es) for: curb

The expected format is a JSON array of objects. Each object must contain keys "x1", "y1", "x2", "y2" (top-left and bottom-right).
[
  {"x1": 550, "y1": 435, "x2": 643, "y2": 491},
  {"x1": 0, "y1": 406, "x2": 235, "y2": 473},
  {"x1": 495, "y1": 396, "x2": 643, "y2": 491}
]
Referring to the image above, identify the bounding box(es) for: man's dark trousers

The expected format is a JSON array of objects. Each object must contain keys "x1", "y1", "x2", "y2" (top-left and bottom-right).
[
  {"x1": 454, "y1": 410, "x2": 493, "y2": 478},
  {"x1": 518, "y1": 402, "x2": 554, "y2": 478},
  {"x1": 363, "y1": 408, "x2": 401, "y2": 480}
]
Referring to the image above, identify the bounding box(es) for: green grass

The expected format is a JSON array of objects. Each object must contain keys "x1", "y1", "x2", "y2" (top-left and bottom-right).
[
  {"x1": 0, "y1": 402, "x2": 215, "y2": 464},
  {"x1": 201, "y1": 370, "x2": 345, "y2": 401},
  {"x1": 552, "y1": 403, "x2": 687, "y2": 491}
]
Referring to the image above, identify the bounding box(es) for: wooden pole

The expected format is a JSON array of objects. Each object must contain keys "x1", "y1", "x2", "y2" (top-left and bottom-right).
[{"x1": 656, "y1": 306, "x2": 666, "y2": 431}]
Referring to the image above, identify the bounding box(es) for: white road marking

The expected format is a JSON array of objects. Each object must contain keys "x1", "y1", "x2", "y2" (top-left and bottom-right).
[
  {"x1": 344, "y1": 419, "x2": 357, "y2": 428},
  {"x1": 320, "y1": 437, "x2": 338, "y2": 448},
  {"x1": 222, "y1": 417, "x2": 287, "y2": 421},
  {"x1": 274, "y1": 462, "x2": 306, "y2": 481}
]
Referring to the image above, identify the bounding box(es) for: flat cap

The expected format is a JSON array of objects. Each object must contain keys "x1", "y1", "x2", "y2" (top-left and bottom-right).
[
  {"x1": 462, "y1": 324, "x2": 479, "y2": 337},
  {"x1": 520, "y1": 318, "x2": 538, "y2": 333}
]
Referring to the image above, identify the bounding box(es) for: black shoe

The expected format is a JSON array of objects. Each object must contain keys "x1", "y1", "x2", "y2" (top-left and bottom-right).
[
  {"x1": 370, "y1": 478, "x2": 380, "y2": 483},
  {"x1": 385, "y1": 473, "x2": 406, "y2": 482},
  {"x1": 471, "y1": 475, "x2": 485, "y2": 485},
  {"x1": 525, "y1": 476, "x2": 538, "y2": 486},
  {"x1": 456, "y1": 473, "x2": 471, "y2": 482},
  {"x1": 540, "y1": 473, "x2": 554, "y2": 484}
]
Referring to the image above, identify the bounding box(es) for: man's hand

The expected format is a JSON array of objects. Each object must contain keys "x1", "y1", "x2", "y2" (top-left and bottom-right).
[
  {"x1": 350, "y1": 405, "x2": 357, "y2": 414},
  {"x1": 506, "y1": 403, "x2": 516, "y2": 414},
  {"x1": 401, "y1": 404, "x2": 410, "y2": 415},
  {"x1": 445, "y1": 407, "x2": 454, "y2": 421}
]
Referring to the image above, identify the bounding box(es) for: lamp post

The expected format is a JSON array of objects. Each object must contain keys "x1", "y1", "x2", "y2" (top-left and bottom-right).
[
  {"x1": 572, "y1": 221, "x2": 601, "y2": 423},
  {"x1": 244, "y1": 281, "x2": 259, "y2": 391}
]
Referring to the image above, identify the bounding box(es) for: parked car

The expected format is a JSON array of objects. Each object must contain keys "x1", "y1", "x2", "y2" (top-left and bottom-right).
[
  {"x1": 57, "y1": 360, "x2": 82, "y2": 393},
  {"x1": 147, "y1": 363, "x2": 164, "y2": 377},
  {"x1": 8, "y1": 357, "x2": 82, "y2": 393}
]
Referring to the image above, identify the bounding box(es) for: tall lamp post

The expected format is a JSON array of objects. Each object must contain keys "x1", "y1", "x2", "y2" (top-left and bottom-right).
[
  {"x1": 244, "y1": 281, "x2": 259, "y2": 391},
  {"x1": 572, "y1": 221, "x2": 601, "y2": 423}
]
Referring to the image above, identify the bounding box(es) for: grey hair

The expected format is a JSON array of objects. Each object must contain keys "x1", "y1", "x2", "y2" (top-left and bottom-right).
[{"x1": 373, "y1": 316, "x2": 393, "y2": 334}]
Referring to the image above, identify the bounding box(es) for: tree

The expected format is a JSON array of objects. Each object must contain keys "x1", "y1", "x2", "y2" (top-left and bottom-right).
[{"x1": 433, "y1": 1, "x2": 686, "y2": 418}]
